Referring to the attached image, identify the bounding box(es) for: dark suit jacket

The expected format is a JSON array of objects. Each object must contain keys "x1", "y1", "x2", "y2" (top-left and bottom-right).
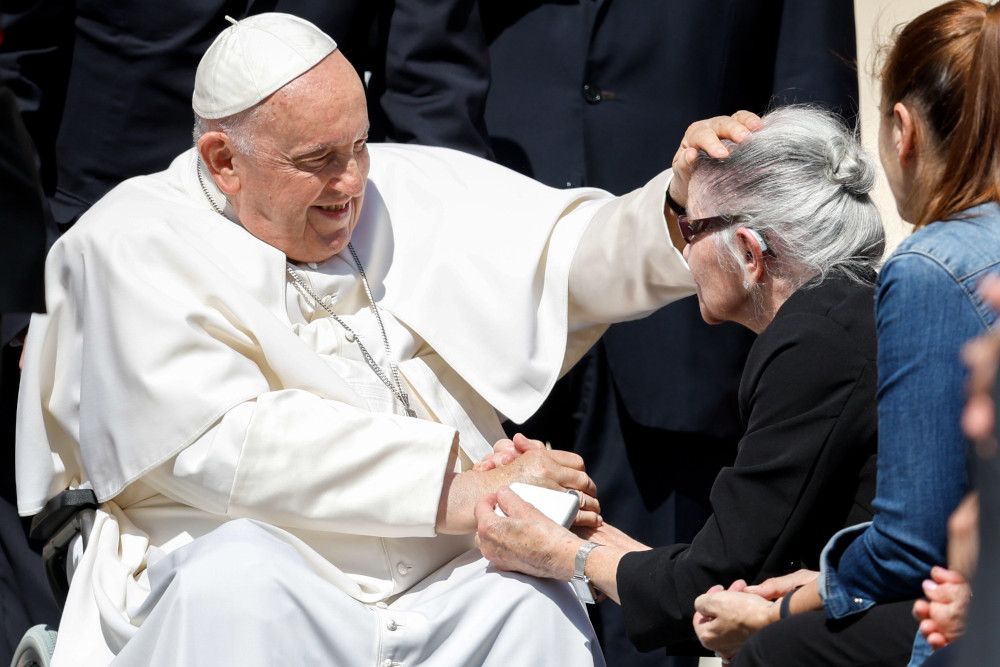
[
  {"x1": 0, "y1": 77, "x2": 61, "y2": 663},
  {"x1": 379, "y1": 0, "x2": 859, "y2": 439},
  {"x1": 0, "y1": 86, "x2": 45, "y2": 315},
  {"x1": 616, "y1": 276, "x2": 879, "y2": 651},
  {"x1": 0, "y1": 0, "x2": 385, "y2": 228}
]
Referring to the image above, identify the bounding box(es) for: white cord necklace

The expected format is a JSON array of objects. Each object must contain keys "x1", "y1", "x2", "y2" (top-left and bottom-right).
[{"x1": 197, "y1": 161, "x2": 416, "y2": 418}]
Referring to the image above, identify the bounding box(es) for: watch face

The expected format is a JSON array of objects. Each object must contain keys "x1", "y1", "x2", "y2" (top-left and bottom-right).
[{"x1": 571, "y1": 577, "x2": 597, "y2": 605}]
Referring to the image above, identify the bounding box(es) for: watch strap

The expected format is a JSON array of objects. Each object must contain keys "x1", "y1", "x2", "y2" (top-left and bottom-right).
[
  {"x1": 570, "y1": 541, "x2": 603, "y2": 604},
  {"x1": 780, "y1": 585, "x2": 803, "y2": 620}
]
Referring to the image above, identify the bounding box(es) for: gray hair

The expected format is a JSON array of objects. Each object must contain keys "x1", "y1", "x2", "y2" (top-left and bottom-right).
[
  {"x1": 192, "y1": 102, "x2": 266, "y2": 157},
  {"x1": 191, "y1": 63, "x2": 319, "y2": 157},
  {"x1": 689, "y1": 105, "x2": 885, "y2": 291}
]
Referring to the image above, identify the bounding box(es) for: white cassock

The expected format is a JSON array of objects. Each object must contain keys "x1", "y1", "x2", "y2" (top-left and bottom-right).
[{"x1": 17, "y1": 144, "x2": 694, "y2": 666}]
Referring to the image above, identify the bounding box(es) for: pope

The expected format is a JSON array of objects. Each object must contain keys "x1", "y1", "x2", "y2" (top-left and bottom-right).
[{"x1": 17, "y1": 12, "x2": 750, "y2": 666}]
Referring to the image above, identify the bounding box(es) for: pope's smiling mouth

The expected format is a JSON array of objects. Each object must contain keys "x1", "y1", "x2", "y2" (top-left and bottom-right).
[{"x1": 317, "y1": 203, "x2": 348, "y2": 211}]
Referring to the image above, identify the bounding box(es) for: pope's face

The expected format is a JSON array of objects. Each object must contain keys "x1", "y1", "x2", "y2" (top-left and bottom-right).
[{"x1": 229, "y1": 52, "x2": 370, "y2": 263}]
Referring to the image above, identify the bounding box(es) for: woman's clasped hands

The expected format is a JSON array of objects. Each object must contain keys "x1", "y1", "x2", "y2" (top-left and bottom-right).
[{"x1": 693, "y1": 569, "x2": 819, "y2": 661}]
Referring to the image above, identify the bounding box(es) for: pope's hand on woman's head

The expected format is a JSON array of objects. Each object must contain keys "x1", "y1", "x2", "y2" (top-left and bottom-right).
[{"x1": 670, "y1": 110, "x2": 763, "y2": 210}]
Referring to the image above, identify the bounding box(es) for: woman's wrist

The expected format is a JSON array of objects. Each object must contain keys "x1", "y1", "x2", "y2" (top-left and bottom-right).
[
  {"x1": 779, "y1": 585, "x2": 803, "y2": 620},
  {"x1": 582, "y1": 544, "x2": 626, "y2": 604}
]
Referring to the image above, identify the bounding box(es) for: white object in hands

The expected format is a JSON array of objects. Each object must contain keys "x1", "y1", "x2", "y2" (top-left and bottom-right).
[{"x1": 494, "y1": 482, "x2": 580, "y2": 528}]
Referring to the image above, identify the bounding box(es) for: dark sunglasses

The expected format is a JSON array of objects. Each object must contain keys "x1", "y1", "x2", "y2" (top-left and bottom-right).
[
  {"x1": 677, "y1": 213, "x2": 751, "y2": 243},
  {"x1": 677, "y1": 213, "x2": 776, "y2": 256}
]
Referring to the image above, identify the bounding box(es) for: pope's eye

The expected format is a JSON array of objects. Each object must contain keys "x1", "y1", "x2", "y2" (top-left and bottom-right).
[{"x1": 299, "y1": 155, "x2": 330, "y2": 171}]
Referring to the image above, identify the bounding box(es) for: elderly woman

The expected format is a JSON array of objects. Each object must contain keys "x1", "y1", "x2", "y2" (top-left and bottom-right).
[
  {"x1": 474, "y1": 105, "x2": 885, "y2": 657},
  {"x1": 691, "y1": 3, "x2": 1000, "y2": 666}
]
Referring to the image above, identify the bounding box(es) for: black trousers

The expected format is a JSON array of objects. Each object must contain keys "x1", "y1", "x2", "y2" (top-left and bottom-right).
[{"x1": 733, "y1": 599, "x2": 919, "y2": 667}]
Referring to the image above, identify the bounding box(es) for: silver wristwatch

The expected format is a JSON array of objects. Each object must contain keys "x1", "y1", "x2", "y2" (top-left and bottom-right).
[{"x1": 570, "y1": 541, "x2": 603, "y2": 604}]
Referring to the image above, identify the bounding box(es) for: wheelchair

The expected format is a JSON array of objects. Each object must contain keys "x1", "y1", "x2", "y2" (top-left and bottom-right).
[{"x1": 11, "y1": 489, "x2": 98, "y2": 667}]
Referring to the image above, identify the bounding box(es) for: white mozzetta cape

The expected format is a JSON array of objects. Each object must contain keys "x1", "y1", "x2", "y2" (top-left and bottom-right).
[
  {"x1": 17, "y1": 143, "x2": 693, "y2": 664},
  {"x1": 19, "y1": 143, "x2": 693, "y2": 514}
]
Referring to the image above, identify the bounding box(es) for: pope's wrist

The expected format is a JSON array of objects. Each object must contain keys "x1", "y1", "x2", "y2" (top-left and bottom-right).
[{"x1": 665, "y1": 175, "x2": 687, "y2": 216}]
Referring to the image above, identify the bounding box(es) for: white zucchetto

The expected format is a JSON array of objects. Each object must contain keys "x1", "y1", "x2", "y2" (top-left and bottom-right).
[{"x1": 192, "y1": 13, "x2": 337, "y2": 120}]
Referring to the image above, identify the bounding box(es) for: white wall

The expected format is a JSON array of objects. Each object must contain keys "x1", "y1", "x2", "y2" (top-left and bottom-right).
[{"x1": 855, "y1": 0, "x2": 950, "y2": 252}]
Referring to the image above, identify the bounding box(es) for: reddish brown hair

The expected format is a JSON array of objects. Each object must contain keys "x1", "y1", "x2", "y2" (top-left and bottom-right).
[{"x1": 881, "y1": 1, "x2": 1000, "y2": 226}]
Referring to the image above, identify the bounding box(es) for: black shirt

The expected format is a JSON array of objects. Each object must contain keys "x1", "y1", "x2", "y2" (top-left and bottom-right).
[{"x1": 617, "y1": 275, "x2": 879, "y2": 652}]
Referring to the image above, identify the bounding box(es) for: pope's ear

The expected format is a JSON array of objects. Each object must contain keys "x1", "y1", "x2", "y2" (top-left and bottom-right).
[{"x1": 198, "y1": 131, "x2": 240, "y2": 195}]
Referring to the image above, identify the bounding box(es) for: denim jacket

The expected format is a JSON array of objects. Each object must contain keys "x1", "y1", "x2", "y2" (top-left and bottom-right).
[{"x1": 818, "y1": 203, "x2": 1000, "y2": 625}]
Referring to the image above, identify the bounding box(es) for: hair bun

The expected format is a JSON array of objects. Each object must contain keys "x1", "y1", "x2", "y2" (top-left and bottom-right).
[{"x1": 825, "y1": 135, "x2": 876, "y2": 196}]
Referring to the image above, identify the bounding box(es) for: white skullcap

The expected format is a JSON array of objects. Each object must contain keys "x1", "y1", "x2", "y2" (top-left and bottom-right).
[{"x1": 192, "y1": 13, "x2": 337, "y2": 119}]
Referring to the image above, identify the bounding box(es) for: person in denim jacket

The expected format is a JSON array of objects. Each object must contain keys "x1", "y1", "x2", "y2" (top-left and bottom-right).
[{"x1": 692, "y1": 3, "x2": 1000, "y2": 666}]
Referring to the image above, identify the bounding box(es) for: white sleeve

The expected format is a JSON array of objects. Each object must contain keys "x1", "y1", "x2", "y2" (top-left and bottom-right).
[
  {"x1": 567, "y1": 168, "x2": 695, "y2": 326},
  {"x1": 142, "y1": 390, "x2": 458, "y2": 538}
]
